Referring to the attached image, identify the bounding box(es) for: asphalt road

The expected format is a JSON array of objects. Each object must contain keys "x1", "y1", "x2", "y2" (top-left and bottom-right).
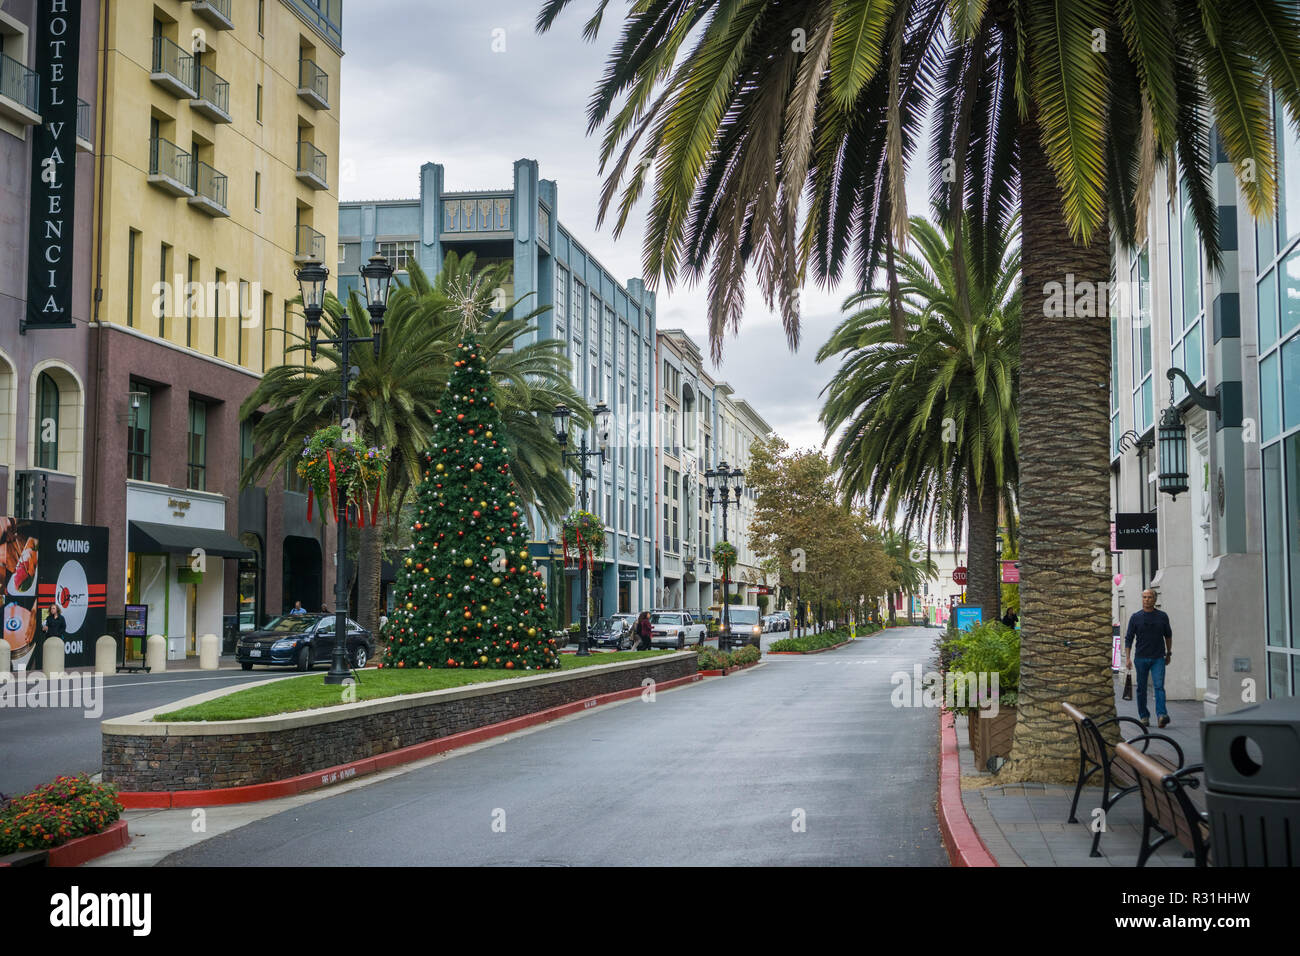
[
  {"x1": 161, "y1": 626, "x2": 949, "y2": 866},
  {"x1": 0, "y1": 667, "x2": 295, "y2": 796}
]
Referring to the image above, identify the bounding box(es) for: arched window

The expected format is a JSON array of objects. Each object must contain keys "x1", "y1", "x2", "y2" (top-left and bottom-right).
[{"x1": 35, "y1": 372, "x2": 59, "y2": 470}]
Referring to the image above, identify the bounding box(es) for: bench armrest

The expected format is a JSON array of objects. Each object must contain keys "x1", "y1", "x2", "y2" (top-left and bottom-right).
[
  {"x1": 1121, "y1": 731, "x2": 1186, "y2": 768},
  {"x1": 1172, "y1": 763, "x2": 1204, "y2": 789}
]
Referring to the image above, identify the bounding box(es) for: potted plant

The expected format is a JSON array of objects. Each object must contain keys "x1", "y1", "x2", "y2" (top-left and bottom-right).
[{"x1": 940, "y1": 621, "x2": 1020, "y2": 770}]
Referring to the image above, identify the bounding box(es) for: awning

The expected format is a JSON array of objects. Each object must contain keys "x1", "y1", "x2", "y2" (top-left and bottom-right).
[{"x1": 129, "y1": 520, "x2": 254, "y2": 559}]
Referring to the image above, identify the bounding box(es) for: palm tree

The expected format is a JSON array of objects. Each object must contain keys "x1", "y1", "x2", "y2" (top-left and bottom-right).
[
  {"x1": 881, "y1": 529, "x2": 939, "y2": 626},
  {"x1": 540, "y1": 0, "x2": 1300, "y2": 781},
  {"x1": 240, "y1": 253, "x2": 589, "y2": 633},
  {"x1": 819, "y1": 216, "x2": 1019, "y2": 623}
]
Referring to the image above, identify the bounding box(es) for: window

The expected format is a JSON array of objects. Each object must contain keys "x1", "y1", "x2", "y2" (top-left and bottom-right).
[
  {"x1": 187, "y1": 399, "x2": 208, "y2": 490},
  {"x1": 214, "y1": 268, "x2": 225, "y2": 358},
  {"x1": 261, "y1": 291, "x2": 272, "y2": 371},
  {"x1": 35, "y1": 372, "x2": 59, "y2": 470},
  {"x1": 185, "y1": 256, "x2": 197, "y2": 346},
  {"x1": 256, "y1": 84, "x2": 263, "y2": 123},
  {"x1": 258, "y1": 0, "x2": 265, "y2": 34},
  {"x1": 126, "y1": 229, "x2": 139, "y2": 328},
  {"x1": 591, "y1": 292, "x2": 601, "y2": 348},
  {"x1": 555, "y1": 266, "x2": 568, "y2": 338},
  {"x1": 375, "y1": 240, "x2": 415, "y2": 272},
  {"x1": 159, "y1": 243, "x2": 172, "y2": 339},
  {"x1": 254, "y1": 171, "x2": 261, "y2": 210},
  {"x1": 128, "y1": 383, "x2": 152, "y2": 481},
  {"x1": 238, "y1": 279, "x2": 249, "y2": 365},
  {"x1": 240, "y1": 419, "x2": 254, "y2": 478},
  {"x1": 1130, "y1": 247, "x2": 1153, "y2": 433}
]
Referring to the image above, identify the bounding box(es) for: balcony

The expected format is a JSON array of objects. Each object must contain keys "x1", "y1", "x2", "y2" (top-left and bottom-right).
[
  {"x1": 294, "y1": 224, "x2": 324, "y2": 263},
  {"x1": 151, "y1": 36, "x2": 197, "y2": 98},
  {"x1": 76, "y1": 98, "x2": 93, "y2": 152},
  {"x1": 188, "y1": 160, "x2": 229, "y2": 217},
  {"x1": 191, "y1": 65, "x2": 231, "y2": 123},
  {"x1": 295, "y1": 141, "x2": 328, "y2": 189},
  {"x1": 191, "y1": 0, "x2": 234, "y2": 31},
  {"x1": 148, "y1": 136, "x2": 194, "y2": 196},
  {"x1": 0, "y1": 52, "x2": 40, "y2": 126},
  {"x1": 297, "y1": 57, "x2": 329, "y2": 109}
]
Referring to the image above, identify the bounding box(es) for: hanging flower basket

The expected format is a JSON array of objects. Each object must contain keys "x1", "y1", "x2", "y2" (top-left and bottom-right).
[
  {"x1": 561, "y1": 510, "x2": 604, "y2": 567},
  {"x1": 297, "y1": 424, "x2": 390, "y2": 526},
  {"x1": 713, "y1": 541, "x2": 737, "y2": 570}
]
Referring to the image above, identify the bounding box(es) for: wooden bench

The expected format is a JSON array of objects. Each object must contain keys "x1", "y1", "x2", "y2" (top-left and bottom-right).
[
  {"x1": 1115, "y1": 741, "x2": 1211, "y2": 867},
  {"x1": 1062, "y1": 701, "x2": 1185, "y2": 857}
]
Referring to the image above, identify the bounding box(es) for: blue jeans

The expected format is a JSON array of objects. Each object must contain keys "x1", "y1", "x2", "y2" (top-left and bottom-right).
[{"x1": 1133, "y1": 656, "x2": 1167, "y2": 720}]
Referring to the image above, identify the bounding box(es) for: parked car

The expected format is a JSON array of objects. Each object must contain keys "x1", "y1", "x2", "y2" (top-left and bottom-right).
[
  {"x1": 771, "y1": 611, "x2": 791, "y2": 632},
  {"x1": 236, "y1": 613, "x2": 375, "y2": 671},
  {"x1": 649, "y1": 610, "x2": 707, "y2": 649},
  {"x1": 589, "y1": 616, "x2": 635, "y2": 650},
  {"x1": 720, "y1": 605, "x2": 764, "y2": 648}
]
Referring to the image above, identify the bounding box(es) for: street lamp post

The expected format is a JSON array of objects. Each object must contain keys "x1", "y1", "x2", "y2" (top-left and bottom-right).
[
  {"x1": 552, "y1": 402, "x2": 611, "y2": 657},
  {"x1": 704, "y1": 461, "x2": 744, "y2": 652},
  {"x1": 296, "y1": 254, "x2": 394, "y2": 685}
]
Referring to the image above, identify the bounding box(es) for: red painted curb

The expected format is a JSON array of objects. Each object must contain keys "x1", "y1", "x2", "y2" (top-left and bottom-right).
[
  {"x1": 46, "y1": 820, "x2": 131, "y2": 867},
  {"x1": 118, "y1": 671, "x2": 704, "y2": 809},
  {"x1": 697, "y1": 660, "x2": 759, "y2": 677},
  {"x1": 937, "y1": 711, "x2": 997, "y2": 867}
]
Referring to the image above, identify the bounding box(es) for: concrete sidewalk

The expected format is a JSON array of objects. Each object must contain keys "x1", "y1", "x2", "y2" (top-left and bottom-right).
[{"x1": 956, "y1": 682, "x2": 1207, "y2": 867}]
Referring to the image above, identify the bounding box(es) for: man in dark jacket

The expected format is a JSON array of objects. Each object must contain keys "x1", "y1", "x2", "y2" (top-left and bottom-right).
[{"x1": 1125, "y1": 588, "x2": 1173, "y2": 728}]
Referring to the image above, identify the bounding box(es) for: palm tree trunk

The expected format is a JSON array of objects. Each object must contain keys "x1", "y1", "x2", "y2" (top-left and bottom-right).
[
  {"x1": 357, "y1": 522, "x2": 382, "y2": 636},
  {"x1": 1002, "y1": 115, "x2": 1115, "y2": 784},
  {"x1": 966, "y1": 472, "x2": 1001, "y2": 624}
]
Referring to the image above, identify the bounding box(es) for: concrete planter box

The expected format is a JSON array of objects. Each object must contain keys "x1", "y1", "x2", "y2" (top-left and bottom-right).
[
  {"x1": 967, "y1": 706, "x2": 1017, "y2": 769},
  {"x1": 103, "y1": 653, "x2": 697, "y2": 793}
]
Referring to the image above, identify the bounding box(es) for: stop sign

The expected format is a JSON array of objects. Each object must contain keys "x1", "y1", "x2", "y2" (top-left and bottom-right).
[{"x1": 952, "y1": 566, "x2": 968, "y2": 585}]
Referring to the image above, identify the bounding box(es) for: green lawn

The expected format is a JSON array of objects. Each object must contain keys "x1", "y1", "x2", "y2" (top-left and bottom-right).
[{"x1": 154, "y1": 650, "x2": 674, "y2": 722}]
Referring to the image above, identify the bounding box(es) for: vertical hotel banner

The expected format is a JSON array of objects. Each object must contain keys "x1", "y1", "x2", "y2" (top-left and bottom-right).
[
  {"x1": 23, "y1": 0, "x2": 81, "y2": 331},
  {"x1": 0, "y1": 519, "x2": 108, "y2": 670}
]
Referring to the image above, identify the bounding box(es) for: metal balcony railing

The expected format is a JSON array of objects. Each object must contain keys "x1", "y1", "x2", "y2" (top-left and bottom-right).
[
  {"x1": 296, "y1": 140, "x2": 328, "y2": 188},
  {"x1": 191, "y1": 160, "x2": 228, "y2": 213},
  {"x1": 297, "y1": 57, "x2": 328, "y2": 108},
  {"x1": 149, "y1": 135, "x2": 194, "y2": 193},
  {"x1": 295, "y1": 224, "x2": 325, "y2": 261},
  {"x1": 191, "y1": 0, "x2": 234, "y2": 30},
  {"x1": 151, "y1": 36, "x2": 196, "y2": 96},
  {"x1": 193, "y1": 64, "x2": 230, "y2": 121},
  {"x1": 76, "y1": 98, "x2": 92, "y2": 141},
  {"x1": 0, "y1": 51, "x2": 39, "y2": 115}
]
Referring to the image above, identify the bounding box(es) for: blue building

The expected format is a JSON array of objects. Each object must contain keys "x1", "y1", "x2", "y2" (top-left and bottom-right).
[{"x1": 339, "y1": 160, "x2": 658, "y2": 619}]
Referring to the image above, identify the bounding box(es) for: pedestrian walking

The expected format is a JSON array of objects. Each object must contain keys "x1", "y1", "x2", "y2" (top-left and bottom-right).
[
  {"x1": 41, "y1": 602, "x2": 67, "y2": 641},
  {"x1": 1125, "y1": 588, "x2": 1173, "y2": 728},
  {"x1": 635, "y1": 611, "x2": 653, "y2": 651}
]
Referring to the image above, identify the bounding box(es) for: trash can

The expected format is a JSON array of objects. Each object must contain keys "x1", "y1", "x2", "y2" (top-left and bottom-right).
[{"x1": 1202, "y1": 696, "x2": 1300, "y2": 866}]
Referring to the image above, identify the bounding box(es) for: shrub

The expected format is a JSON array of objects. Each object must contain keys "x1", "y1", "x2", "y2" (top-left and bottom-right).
[
  {"x1": 0, "y1": 774, "x2": 123, "y2": 855},
  {"x1": 940, "y1": 621, "x2": 1020, "y2": 709},
  {"x1": 695, "y1": 646, "x2": 733, "y2": 670},
  {"x1": 768, "y1": 628, "x2": 849, "y2": 653},
  {"x1": 730, "y1": 644, "x2": 761, "y2": 666}
]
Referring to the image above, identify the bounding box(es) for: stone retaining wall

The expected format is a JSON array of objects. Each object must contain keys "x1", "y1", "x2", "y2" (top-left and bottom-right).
[{"x1": 103, "y1": 654, "x2": 697, "y2": 792}]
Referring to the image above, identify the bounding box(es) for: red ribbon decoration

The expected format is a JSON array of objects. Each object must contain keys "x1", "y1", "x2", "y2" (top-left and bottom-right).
[
  {"x1": 575, "y1": 528, "x2": 583, "y2": 570},
  {"x1": 307, "y1": 488, "x2": 314, "y2": 523},
  {"x1": 327, "y1": 450, "x2": 338, "y2": 525}
]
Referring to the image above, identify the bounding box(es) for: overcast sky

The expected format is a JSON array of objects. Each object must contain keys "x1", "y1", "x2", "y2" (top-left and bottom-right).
[{"x1": 338, "y1": 0, "x2": 931, "y2": 453}]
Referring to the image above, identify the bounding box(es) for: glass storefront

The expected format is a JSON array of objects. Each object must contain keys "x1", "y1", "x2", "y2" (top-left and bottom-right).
[{"x1": 1257, "y1": 92, "x2": 1300, "y2": 697}]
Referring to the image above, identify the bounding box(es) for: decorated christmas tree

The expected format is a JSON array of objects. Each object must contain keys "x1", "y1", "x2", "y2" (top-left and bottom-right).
[{"x1": 384, "y1": 336, "x2": 560, "y2": 671}]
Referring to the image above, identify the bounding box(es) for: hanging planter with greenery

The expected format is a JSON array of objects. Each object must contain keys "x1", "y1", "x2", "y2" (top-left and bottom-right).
[
  {"x1": 713, "y1": 541, "x2": 738, "y2": 571},
  {"x1": 561, "y1": 510, "x2": 605, "y2": 567},
  {"x1": 297, "y1": 424, "x2": 390, "y2": 526}
]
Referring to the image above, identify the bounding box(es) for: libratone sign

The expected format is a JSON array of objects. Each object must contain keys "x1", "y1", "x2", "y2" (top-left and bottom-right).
[{"x1": 23, "y1": 0, "x2": 81, "y2": 332}]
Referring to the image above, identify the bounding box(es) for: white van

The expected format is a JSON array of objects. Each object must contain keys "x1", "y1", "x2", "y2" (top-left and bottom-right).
[{"x1": 721, "y1": 605, "x2": 763, "y2": 648}]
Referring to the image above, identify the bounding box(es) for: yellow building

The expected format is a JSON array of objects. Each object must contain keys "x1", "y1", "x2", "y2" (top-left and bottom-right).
[{"x1": 85, "y1": 0, "x2": 343, "y2": 659}]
